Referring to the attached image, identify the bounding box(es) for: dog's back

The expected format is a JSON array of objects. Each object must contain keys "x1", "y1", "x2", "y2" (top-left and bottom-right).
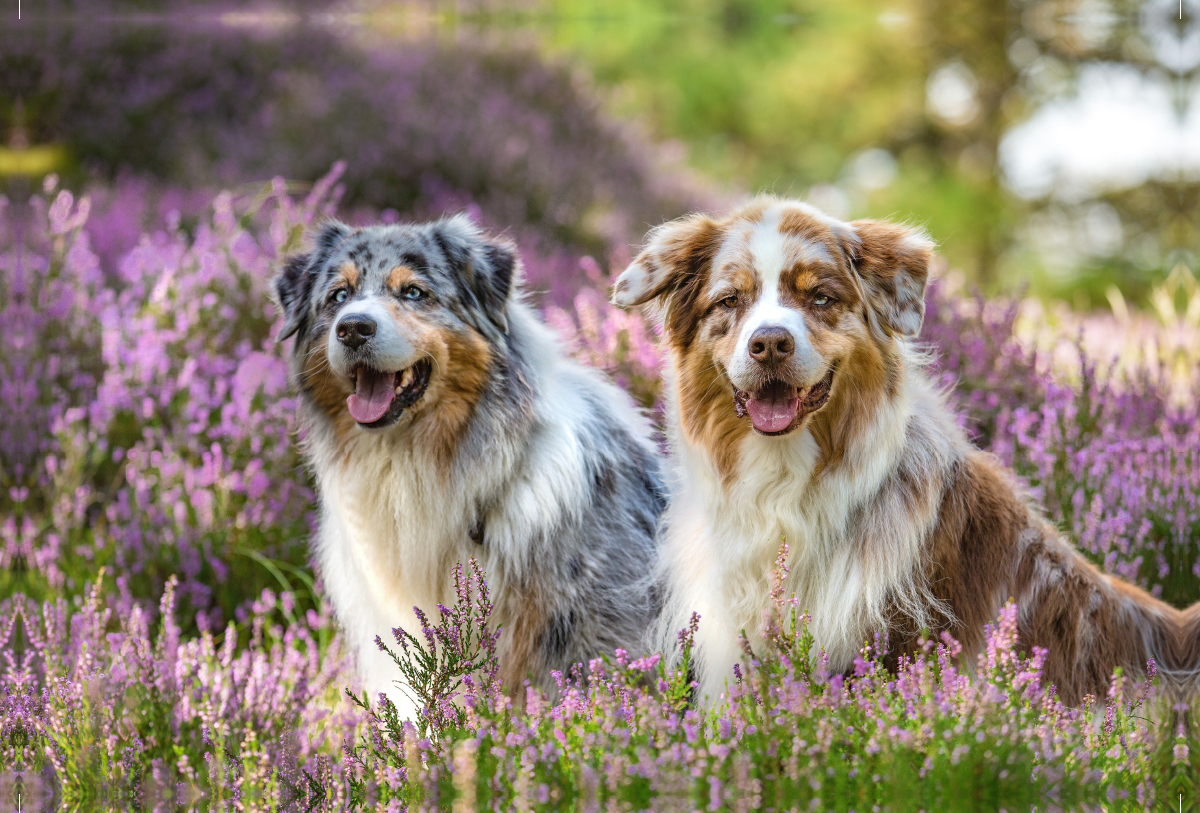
[
  {"x1": 274, "y1": 216, "x2": 663, "y2": 711},
  {"x1": 466, "y1": 304, "x2": 666, "y2": 693}
]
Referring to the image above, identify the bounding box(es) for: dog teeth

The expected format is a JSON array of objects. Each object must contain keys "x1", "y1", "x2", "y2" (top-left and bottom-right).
[{"x1": 399, "y1": 367, "x2": 414, "y2": 389}]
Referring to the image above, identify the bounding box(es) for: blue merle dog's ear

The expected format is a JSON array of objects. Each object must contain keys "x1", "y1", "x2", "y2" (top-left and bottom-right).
[
  {"x1": 433, "y1": 214, "x2": 518, "y2": 335},
  {"x1": 271, "y1": 220, "x2": 350, "y2": 342},
  {"x1": 272, "y1": 252, "x2": 311, "y2": 342}
]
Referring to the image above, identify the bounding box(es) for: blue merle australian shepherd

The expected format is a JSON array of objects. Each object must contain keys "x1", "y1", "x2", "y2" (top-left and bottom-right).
[{"x1": 272, "y1": 216, "x2": 664, "y2": 714}]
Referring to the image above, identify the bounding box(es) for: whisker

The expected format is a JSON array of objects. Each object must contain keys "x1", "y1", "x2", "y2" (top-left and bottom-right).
[
  {"x1": 415, "y1": 349, "x2": 443, "y2": 377},
  {"x1": 697, "y1": 363, "x2": 731, "y2": 405}
]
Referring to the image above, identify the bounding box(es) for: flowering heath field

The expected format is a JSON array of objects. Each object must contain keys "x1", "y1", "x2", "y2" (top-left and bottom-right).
[{"x1": 1, "y1": 170, "x2": 1198, "y2": 810}]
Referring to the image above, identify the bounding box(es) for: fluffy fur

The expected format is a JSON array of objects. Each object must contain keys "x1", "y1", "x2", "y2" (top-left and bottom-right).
[
  {"x1": 274, "y1": 215, "x2": 664, "y2": 715},
  {"x1": 614, "y1": 196, "x2": 1194, "y2": 707}
]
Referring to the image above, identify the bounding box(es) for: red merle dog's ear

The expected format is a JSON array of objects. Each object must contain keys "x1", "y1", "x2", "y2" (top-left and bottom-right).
[
  {"x1": 845, "y1": 220, "x2": 934, "y2": 339},
  {"x1": 614, "y1": 214, "x2": 715, "y2": 323},
  {"x1": 272, "y1": 220, "x2": 350, "y2": 342}
]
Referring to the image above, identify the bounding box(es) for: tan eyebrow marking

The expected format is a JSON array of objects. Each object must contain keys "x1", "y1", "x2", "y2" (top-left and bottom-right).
[
  {"x1": 792, "y1": 268, "x2": 819, "y2": 290},
  {"x1": 337, "y1": 262, "x2": 359, "y2": 287},
  {"x1": 783, "y1": 263, "x2": 858, "y2": 306},
  {"x1": 387, "y1": 265, "x2": 417, "y2": 290}
]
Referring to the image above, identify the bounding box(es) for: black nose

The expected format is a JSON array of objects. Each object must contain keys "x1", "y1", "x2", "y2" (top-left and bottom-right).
[
  {"x1": 336, "y1": 314, "x2": 377, "y2": 349},
  {"x1": 749, "y1": 326, "x2": 795, "y2": 365}
]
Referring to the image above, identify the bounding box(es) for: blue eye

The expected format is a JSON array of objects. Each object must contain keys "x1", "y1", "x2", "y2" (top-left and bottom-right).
[
  {"x1": 403, "y1": 286, "x2": 426, "y2": 301},
  {"x1": 814, "y1": 294, "x2": 830, "y2": 306},
  {"x1": 333, "y1": 288, "x2": 349, "y2": 304}
]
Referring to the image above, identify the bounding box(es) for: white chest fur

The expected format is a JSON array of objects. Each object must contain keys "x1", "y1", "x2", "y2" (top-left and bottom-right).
[
  {"x1": 662, "y1": 386, "x2": 923, "y2": 703},
  {"x1": 313, "y1": 437, "x2": 475, "y2": 714}
]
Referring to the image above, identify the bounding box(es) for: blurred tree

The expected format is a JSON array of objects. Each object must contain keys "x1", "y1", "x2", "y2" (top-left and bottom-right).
[
  {"x1": 0, "y1": 7, "x2": 700, "y2": 293},
  {"x1": 1008, "y1": 0, "x2": 1199, "y2": 305},
  {"x1": 530, "y1": 0, "x2": 1198, "y2": 301},
  {"x1": 530, "y1": 0, "x2": 1020, "y2": 282},
  {"x1": 3, "y1": 0, "x2": 1195, "y2": 301}
]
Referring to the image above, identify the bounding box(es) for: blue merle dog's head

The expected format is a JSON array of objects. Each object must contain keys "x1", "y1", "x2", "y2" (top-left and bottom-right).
[{"x1": 272, "y1": 214, "x2": 517, "y2": 433}]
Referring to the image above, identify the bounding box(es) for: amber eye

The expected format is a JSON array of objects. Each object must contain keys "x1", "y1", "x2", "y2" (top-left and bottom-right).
[
  {"x1": 721, "y1": 295, "x2": 738, "y2": 309},
  {"x1": 332, "y1": 288, "x2": 349, "y2": 304},
  {"x1": 813, "y1": 294, "x2": 830, "y2": 306}
]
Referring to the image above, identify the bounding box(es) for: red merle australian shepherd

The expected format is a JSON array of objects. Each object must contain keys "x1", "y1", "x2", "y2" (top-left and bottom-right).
[{"x1": 613, "y1": 196, "x2": 1197, "y2": 706}]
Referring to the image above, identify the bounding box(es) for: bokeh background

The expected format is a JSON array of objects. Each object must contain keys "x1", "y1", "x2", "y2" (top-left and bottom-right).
[{"x1": 3, "y1": 0, "x2": 1197, "y2": 305}]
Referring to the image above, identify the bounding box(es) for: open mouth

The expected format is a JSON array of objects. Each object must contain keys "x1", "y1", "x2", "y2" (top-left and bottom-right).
[
  {"x1": 345, "y1": 359, "x2": 432, "y2": 428},
  {"x1": 733, "y1": 367, "x2": 835, "y2": 435}
]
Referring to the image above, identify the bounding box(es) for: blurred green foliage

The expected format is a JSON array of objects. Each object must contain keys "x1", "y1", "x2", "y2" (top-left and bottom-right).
[
  {"x1": 2, "y1": 0, "x2": 1195, "y2": 304},
  {"x1": 522, "y1": 0, "x2": 1197, "y2": 303}
]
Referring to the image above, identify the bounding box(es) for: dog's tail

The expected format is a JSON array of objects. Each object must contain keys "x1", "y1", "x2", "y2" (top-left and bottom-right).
[
  {"x1": 1016, "y1": 532, "x2": 1184, "y2": 705},
  {"x1": 1101, "y1": 574, "x2": 1190, "y2": 699},
  {"x1": 1170, "y1": 601, "x2": 1200, "y2": 698}
]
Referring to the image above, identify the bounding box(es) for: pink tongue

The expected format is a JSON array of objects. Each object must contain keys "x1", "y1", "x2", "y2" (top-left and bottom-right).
[
  {"x1": 347, "y1": 369, "x2": 396, "y2": 424},
  {"x1": 746, "y1": 394, "x2": 800, "y2": 433}
]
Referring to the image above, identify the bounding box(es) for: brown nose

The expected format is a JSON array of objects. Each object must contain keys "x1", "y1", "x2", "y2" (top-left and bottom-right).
[
  {"x1": 336, "y1": 314, "x2": 377, "y2": 349},
  {"x1": 749, "y1": 326, "x2": 794, "y2": 364}
]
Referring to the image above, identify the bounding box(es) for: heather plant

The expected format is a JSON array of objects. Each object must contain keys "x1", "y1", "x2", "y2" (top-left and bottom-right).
[
  {"x1": 349, "y1": 560, "x2": 502, "y2": 744},
  {"x1": 989, "y1": 362, "x2": 1200, "y2": 604},
  {"x1": 920, "y1": 284, "x2": 1045, "y2": 448},
  {"x1": 0, "y1": 573, "x2": 354, "y2": 810},
  {"x1": 2, "y1": 9, "x2": 702, "y2": 291},
  {"x1": 2, "y1": 173, "x2": 1199, "y2": 808},
  {"x1": 0, "y1": 554, "x2": 1182, "y2": 810},
  {"x1": 341, "y1": 549, "x2": 1165, "y2": 811},
  {"x1": 919, "y1": 282, "x2": 1200, "y2": 602},
  {"x1": 0, "y1": 168, "x2": 345, "y2": 628},
  {"x1": 545, "y1": 272, "x2": 666, "y2": 411}
]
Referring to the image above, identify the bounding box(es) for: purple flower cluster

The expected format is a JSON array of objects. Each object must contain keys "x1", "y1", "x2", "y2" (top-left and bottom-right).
[
  {"x1": 0, "y1": 576, "x2": 354, "y2": 809},
  {"x1": 1, "y1": 11, "x2": 702, "y2": 294},
  {"x1": 1, "y1": 169, "x2": 346, "y2": 625},
  {"x1": 545, "y1": 272, "x2": 666, "y2": 412},
  {"x1": 3, "y1": 558, "x2": 1172, "y2": 808},
  {"x1": 924, "y1": 288, "x2": 1200, "y2": 604},
  {"x1": 989, "y1": 372, "x2": 1200, "y2": 601}
]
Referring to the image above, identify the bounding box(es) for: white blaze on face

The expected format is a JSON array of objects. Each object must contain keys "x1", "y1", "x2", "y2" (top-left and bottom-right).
[
  {"x1": 739, "y1": 208, "x2": 803, "y2": 345},
  {"x1": 727, "y1": 205, "x2": 829, "y2": 388}
]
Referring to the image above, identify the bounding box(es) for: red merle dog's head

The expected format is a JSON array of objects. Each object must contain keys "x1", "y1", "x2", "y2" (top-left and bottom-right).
[{"x1": 613, "y1": 197, "x2": 933, "y2": 478}]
